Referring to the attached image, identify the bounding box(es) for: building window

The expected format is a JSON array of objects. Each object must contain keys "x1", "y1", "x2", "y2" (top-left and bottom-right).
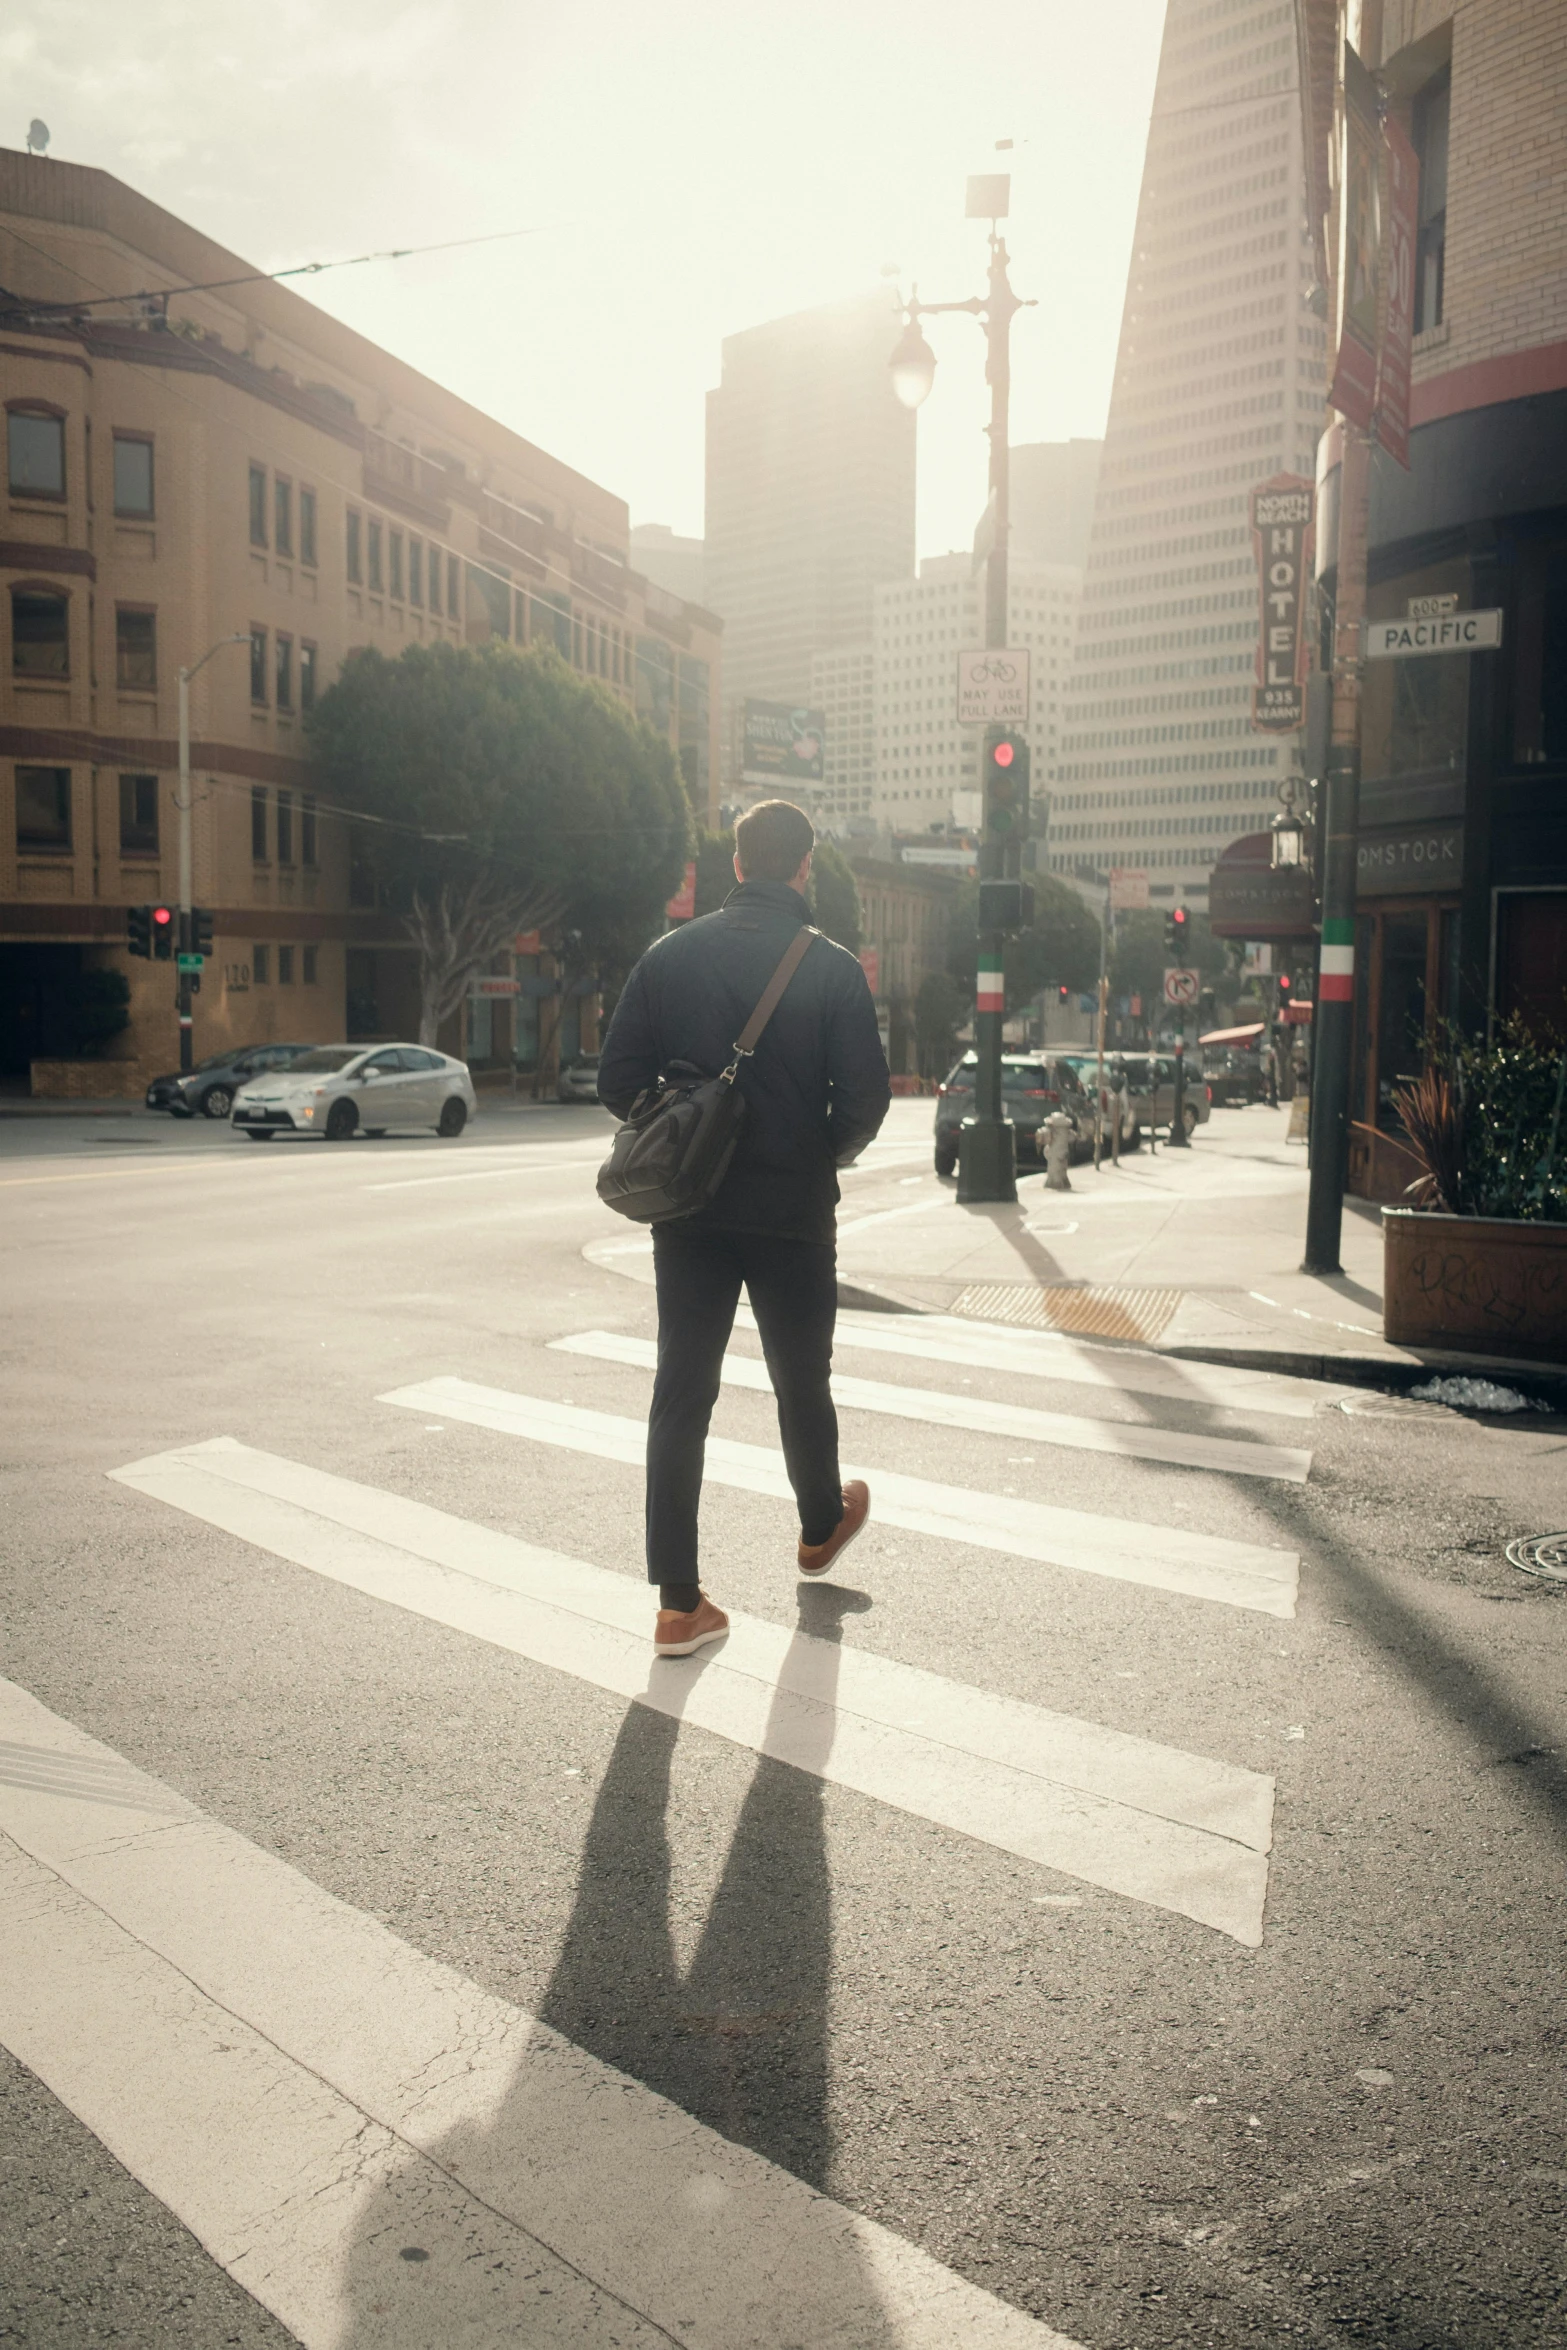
[
  {"x1": 115, "y1": 606, "x2": 157, "y2": 690},
  {"x1": 448, "y1": 552, "x2": 460, "y2": 617},
  {"x1": 367, "y1": 518, "x2": 384, "y2": 593},
  {"x1": 251, "y1": 784, "x2": 268, "y2": 861},
  {"x1": 303, "y1": 943, "x2": 318, "y2": 985},
  {"x1": 11, "y1": 587, "x2": 69, "y2": 676},
  {"x1": 1413, "y1": 68, "x2": 1450, "y2": 334},
  {"x1": 301, "y1": 793, "x2": 317, "y2": 865},
  {"x1": 390, "y1": 530, "x2": 404, "y2": 600},
  {"x1": 409, "y1": 538, "x2": 423, "y2": 606},
  {"x1": 8, "y1": 409, "x2": 65, "y2": 497},
  {"x1": 277, "y1": 788, "x2": 294, "y2": 864},
  {"x1": 249, "y1": 463, "x2": 267, "y2": 547},
  {"x1": 15, "y1": 765, "x2": 72, "y2": 851},
  {"x1": 427, "y1": 548, "x2": 442, "y2": 615},
  {"x1": 275, "y1": 476, "x2": 293, "y2": 557},
  {"x1": 112, "y1": 434, "x2": 154, "y2": 516},
  {"x1": 275, "y1": 633, "x2": 293, "y2": 710},
  {"x1": 119, "y1": 772, "x2": 159, "y2": 855},
  {"x1": 346, "y1": 506, "x2": 362, "y2": 584},
  {"x1": 299, "y1": 485, "x2": 317, "y2": 568},
  {"x1": 252, "y1": 943, "x2": 270, "y2": 985},
  {"x1": 250, "y1": 626, "x2": 267, "y2": 703},
  {"x1": 278, "y1": 943, "x2": 295, "y2": 985},
  {"x1": 300, "y1": 640, "x2": 317, "y2": 712}
]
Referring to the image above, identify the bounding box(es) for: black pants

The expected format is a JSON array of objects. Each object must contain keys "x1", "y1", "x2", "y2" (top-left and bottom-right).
[{"x1": 646, "y1": 1224, "x2": 843, "y2": 1585}]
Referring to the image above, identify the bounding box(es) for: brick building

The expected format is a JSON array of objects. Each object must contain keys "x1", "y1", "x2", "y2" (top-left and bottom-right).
[
  {"x1": 1, "y1": 149, "x2": 720, "y2": 1094},
  {"x1": 1303, "y1": 0, "x2": 1567, "y2": 1192}
]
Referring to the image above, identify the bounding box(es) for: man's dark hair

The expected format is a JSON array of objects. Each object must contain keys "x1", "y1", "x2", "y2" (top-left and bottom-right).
[{"x1": 734, "y1": 799, "x2": 815, "y2": 884}]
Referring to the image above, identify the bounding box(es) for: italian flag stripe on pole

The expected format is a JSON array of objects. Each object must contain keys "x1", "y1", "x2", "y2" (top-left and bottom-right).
[
  {"x1": 976, "y1": 963, "x2": 1004, "y2": 1014},
  {"x1": 1320, "y1": 916, "x2": 1354, "y2": 1002}
]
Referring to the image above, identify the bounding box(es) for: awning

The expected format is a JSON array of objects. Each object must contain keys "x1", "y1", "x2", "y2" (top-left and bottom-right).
[
  {"x1": 1198, "y1": 1022, "x2": 1267, "y2": 1047},
  {"x1": 1281, "y1": 1001, "x2": 1313, "y2": 1024}
]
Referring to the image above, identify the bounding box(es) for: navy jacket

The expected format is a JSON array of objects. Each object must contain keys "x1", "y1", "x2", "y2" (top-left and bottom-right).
[{"x1": 598, "y1": 880, "x2": 891, "y2": 1244}]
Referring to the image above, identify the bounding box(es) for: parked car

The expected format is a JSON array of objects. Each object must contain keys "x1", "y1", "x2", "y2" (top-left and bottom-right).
[
  {"x1": 145, "y1": 1042, "x2": 313, "y2": 1121},
  {"x1": 1059, "y1": 1050, "x2": 1212, "y2": 1143},
  {"x1": 557, "y1": 1052, "x2": 602, "y2": 1104},
  {"x1": 1204, "y1": 1047, "x2": 1268, "y2": 1108},
  {"x1": 231, "y1": 1044, "x2": 477, "y2": 1141},
  {"x1": 933, "y1": 1054, "x2": 1094, "y2": 1176}
]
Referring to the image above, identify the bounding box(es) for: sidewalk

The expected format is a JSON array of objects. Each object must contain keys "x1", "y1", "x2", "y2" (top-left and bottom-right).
[{"x1": 838, "y1": 1105, "x2": 1567, "y2": 1394}]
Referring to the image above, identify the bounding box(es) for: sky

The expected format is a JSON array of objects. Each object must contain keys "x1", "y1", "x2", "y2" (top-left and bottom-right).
[{"x1": 5, "y1": 1, "x2": 1166, "y2": 560}]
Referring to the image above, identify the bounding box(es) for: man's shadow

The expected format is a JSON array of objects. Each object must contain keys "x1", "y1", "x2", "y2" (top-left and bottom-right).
[{"x1": 329, "y1": 1585, "x2": 901, "y2": 2344}]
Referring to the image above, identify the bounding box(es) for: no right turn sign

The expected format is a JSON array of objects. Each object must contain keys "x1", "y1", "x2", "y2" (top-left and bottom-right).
[{"x1": 1163, "y1": 967, "x2": 1200, "y2": 1006}]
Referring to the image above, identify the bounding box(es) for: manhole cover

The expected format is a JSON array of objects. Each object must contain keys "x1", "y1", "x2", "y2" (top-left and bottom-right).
[
  {"x1": 951, "y1": 1282, "x2": 1181, "y2": 1344},
  {"x1": 1506, "y1": 1533, "x2": 1567, "y2": 1585}
]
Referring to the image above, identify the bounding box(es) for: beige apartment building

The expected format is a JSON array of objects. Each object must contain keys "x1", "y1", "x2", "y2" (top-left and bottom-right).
[{"x1": 1, "y1": 149, "x2": 720, "y2": 1094}]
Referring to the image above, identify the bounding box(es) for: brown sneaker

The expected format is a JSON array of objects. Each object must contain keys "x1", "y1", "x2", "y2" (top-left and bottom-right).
[
  {"x1": 654, "y1": 1594, "x2": 730, "y2": 1657},
  {"x1": 797, "y1": 1480, "x2": 870, "y2": 1578}
]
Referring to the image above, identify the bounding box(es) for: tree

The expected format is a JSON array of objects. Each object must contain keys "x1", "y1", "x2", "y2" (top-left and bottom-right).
[
  {"x1": 308, "y1": 641, "x2": 689, "y2": 1042},
  {"x1": 808, "y1": 837, "x2": 862, "y2": 951},
  {"x1": 945, "y1": 873, "x2": 1100, "y2": 1011}
]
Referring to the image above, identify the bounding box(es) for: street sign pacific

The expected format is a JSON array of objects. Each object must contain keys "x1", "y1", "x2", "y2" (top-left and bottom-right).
[{"x1": 1365, "y1": 609, "x2": 1503, "y2": 659}]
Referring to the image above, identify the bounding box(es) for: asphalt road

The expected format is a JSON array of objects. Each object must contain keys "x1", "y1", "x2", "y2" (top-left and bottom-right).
[{"x1": 2, "y1": 1099, "x2": 1564, "y2": 2348}]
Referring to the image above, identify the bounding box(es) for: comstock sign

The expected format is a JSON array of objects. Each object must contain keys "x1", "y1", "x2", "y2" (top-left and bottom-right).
[{"x1": 1249, "y1": 475, "x2": 1314, "y2": 733}]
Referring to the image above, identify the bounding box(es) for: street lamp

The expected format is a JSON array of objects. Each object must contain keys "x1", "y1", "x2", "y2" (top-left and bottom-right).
[
  {"x1": 892, "y1": 175, "x2": 1035, "y2": 1205},
  {"x1": 1270, "y1": 774, "x2": 1309, "y2": 870},
  {"x1": 176, "y1": 632, "x2": 249, "y2": 1072}
]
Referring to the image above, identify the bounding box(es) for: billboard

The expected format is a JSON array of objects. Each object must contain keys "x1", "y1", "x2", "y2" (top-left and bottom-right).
[
  {"x1": 1249, "y1": 474, "x2": 1315, "y2": 733},
  {"x1": 740, "y1": 700, "x2": 825, "y2": 791}
]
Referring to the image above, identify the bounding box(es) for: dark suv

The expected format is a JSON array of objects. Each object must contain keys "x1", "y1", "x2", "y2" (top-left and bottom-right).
[
  {"x1": 146, "y1": 1042, "x2": 313, "y2": 1120},
  {"x1": 933, "y1": 1054, "x2": 1093, "y2": 1176}
]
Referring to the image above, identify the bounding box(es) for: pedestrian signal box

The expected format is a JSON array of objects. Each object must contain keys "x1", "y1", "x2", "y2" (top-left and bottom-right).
[{"x1": 978, "y1": 878, "x2": 1034, "y2": 932}]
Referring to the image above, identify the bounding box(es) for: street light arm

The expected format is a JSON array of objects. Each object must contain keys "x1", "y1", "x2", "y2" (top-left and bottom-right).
[{"x1": 179, "y1": 630, "x2": 251, "y2": 686}]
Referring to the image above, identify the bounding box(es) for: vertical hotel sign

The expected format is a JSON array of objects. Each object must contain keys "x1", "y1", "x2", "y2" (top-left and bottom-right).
[
  {"x1": 1329, "y1": 42, "x2": 1381, "y2": 430},
  {"x1": 1249, "y1": 475, "x2": 1315, "y2": 732}
]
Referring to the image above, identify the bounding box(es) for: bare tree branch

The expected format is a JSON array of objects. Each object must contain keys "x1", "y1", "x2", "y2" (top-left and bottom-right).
[{"x1": 403, "y1": 873, "x2": 563, "y2": 1045}]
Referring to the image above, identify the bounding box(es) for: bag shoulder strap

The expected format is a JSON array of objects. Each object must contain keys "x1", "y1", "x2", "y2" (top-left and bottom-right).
[{"x1": 731, "y1": 927, "x2": 818, "y2": 1060}]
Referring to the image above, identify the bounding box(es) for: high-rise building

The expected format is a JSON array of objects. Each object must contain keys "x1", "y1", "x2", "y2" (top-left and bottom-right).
[
  {"x1": 809, "y1": 641, "x2": 876, "y2": 828},
  {"x1": 628, "y1": 524, "x2": 705, "y2": 608},
  {"x1": 704, "y1": 292, "x2": 915, "y2": 767},
  {"x1": 1005, "y1": 439, "x2": 1103, "y2": 569},
  {"x1": 1051, "y1": 0, "x2": 1328, "y2": 903}
]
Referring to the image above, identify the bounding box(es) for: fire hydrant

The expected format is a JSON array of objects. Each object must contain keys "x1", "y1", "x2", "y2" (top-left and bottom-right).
[{"x1": 1041, "y1": 1109, "x2": 1075, "y2": 1192}]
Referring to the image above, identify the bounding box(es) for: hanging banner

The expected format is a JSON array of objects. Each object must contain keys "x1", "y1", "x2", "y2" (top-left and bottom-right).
[
  {"x1": 1329, "y1": 42, "x2": 1380, "y2": 429},
  {"x1": 1249, "y1": 474, "x2": 1316, "y2": 732},
  {"x1": 1375, "y1": 113, "x2": 1418, "y2": 469}
]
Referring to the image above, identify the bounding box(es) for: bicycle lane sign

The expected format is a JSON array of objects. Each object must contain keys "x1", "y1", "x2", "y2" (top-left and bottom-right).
[{"x1": 957, "y1": 647, "x2": 1031, "y2": 725}]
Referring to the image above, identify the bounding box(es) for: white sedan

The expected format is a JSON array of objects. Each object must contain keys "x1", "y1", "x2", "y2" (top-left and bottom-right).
[{"x1": 231, "y1": 1044, "x2": 477, "y2": 1142}]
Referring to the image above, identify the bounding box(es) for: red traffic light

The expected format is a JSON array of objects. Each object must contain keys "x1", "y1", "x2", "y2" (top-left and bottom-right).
[
  {"x1": 1057, "y1": 984, "x2": 1069, "y2": 1002},
  {"x1": 991, "y1": 742, "x2": 1015, "y2": 768},
  {"x1": 1278, "y1": 973, "x2": 1292, "y2": 996},
  {"x1": 1171, "y1": 906, "x2": 1188, "y2": 930},
  {"x1": 152, "y1": 904, "x2": 173, "y2": 927}
]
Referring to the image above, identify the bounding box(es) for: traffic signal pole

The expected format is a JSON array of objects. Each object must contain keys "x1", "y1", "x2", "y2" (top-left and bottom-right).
[
  {"x1": 958, "y1": 225, "x2": 1026, "y2": 1206},
  {"x1": 175, "y1": 634, "x2": 247, "y2": 1072}
]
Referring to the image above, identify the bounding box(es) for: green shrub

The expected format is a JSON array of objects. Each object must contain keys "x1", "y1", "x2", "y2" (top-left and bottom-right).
[
  {"x1": 1395, "y1": 1019, "x2": 1567, "y2": 1222},
  {"x1": 68, "y1": 969, "x2": 132, "y2": 1059}
]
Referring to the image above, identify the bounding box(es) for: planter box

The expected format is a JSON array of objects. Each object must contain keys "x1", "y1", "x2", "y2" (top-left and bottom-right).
[{"x1": 1383, "y1": 1207, "x2": 1567, "y2": 1362}]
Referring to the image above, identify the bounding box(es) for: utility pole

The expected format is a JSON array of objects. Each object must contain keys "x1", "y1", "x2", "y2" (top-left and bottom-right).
[
  {"x1": 176, "y1": 635, "x2": 248, "y2": 1072},
  {"x1": 1301, "y1": 425, "x2": 1369, "y2": 1271},
  {"x1": 889, "y1": 177, "x2": 1034, "y2": 1205}
]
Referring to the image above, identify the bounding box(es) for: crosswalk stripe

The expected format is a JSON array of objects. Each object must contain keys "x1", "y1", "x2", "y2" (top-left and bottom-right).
[
  {"x1": 108, "y1": 1440, "x2": 1273, "y2": 1941},
  {"x1": 380, "y1": 1378, "x2": 1300, "y2": 1618},
  {"x1": 548, "y1": 1331, "x2": 1312, "y2": 1483},
  {"x1": 771, "y1": 1305, "x2": 1338, "y2": 1421},
  {"x1": 1, "y1": 1674, "x2": 1078, "y2": 2348}
]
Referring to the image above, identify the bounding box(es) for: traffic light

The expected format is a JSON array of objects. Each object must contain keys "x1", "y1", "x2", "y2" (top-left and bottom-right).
[
  {"x1": 1278, "y1": 972, "x2": 1292, "y2": 1007},
  {"x1": 1057, "y1": 983, "x2": 1070, "y2": 1003},
  {"x1": 978, "y1": 878, "x2": 1034, "y2": 932},
  {"x1": 127, "y1": 904, "x2": 152, "y2": 959},
  {"x1": 192, "y1": 907, "x2": 215, "y2": 958},
  {"x1": 1165, "y1": 904, "x2": 1190, "y2": 955},
  {"x1": 983, "y1": 731, "x2": 1031, "y2": 839},
  {"x1": 150, "y1": 903, "x2": 176, "y2": 960}
]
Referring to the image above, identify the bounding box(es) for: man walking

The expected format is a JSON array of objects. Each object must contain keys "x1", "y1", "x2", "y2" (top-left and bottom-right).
[{"x1": 598, "y1": 800, "x2": 891, "y2": 1657}]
